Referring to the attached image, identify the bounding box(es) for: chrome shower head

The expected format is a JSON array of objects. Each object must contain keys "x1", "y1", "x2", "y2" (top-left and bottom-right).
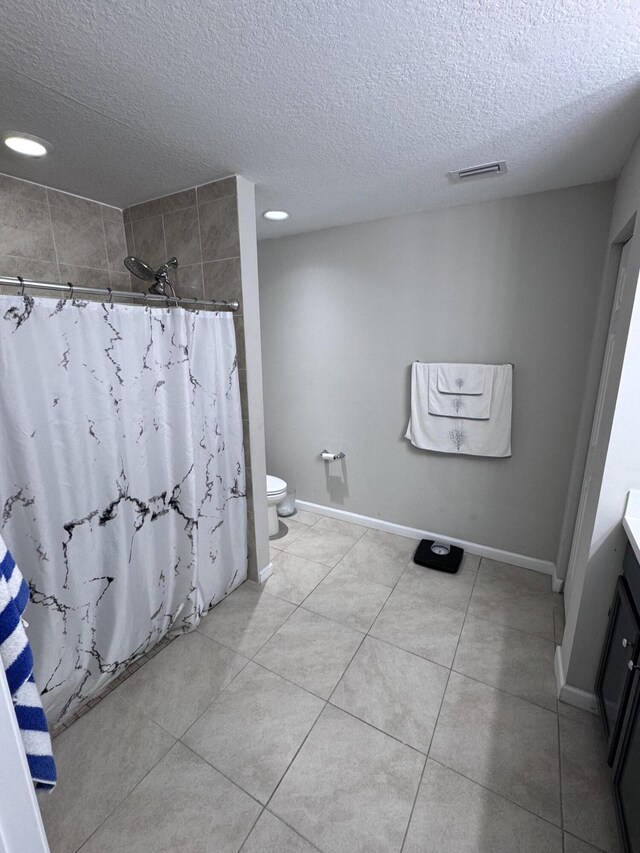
[
  {"x1": 124, "y1": 256, "x2": 179, "y2": 298},
  {"x1": 124, "y1": 256, "x2": 156, "y2": 281}
]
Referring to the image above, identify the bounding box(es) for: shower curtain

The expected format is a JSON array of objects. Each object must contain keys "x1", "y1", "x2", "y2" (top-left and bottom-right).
[{"x1": 0, "y1": 295, "x2": 247, "y2": 726}]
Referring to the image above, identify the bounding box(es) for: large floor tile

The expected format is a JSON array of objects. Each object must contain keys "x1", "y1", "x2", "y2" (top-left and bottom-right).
[
  {"x1": 291, "y1": 509, "x2": 324, "y2": 526},
  {"x1": 369, "y1": 589, "x2": 465, "y2": 667},
  {"x1": 270, "y1": 517, "x2": 309, "y2": 548},
  {"x1": 404, "y1": 759, "x2": 562, "y2": 853},
  {"x1": 182, "y1": 662, "x2": 324, "y2": 804},
  {"x1": 302, "y1": 572, "x2": 391, "y2": 632},
  {"x1": 255, "y1": 607, "x2": 363, "y2": 699},
  {"x1": 115, "y1": 631, "x2": 247, "y2": 736},
  {"x1": 269, "y1": 704, "x2": 424, "y2": 853},
  {"x1": 430, "y1": 672, "x2": 561, "y2": 824},
  {"x1": 452, "y1": 615, "x2": 557, "y2": 711},
  {"x1": 331, "y1": 528, "x2": 416, "y2": 587},
  {"x1": 313, "y1": 516, "x2": 369, "y2": 536},
  {"x1": 564, "y1": 834, "x2": 606, "y2": 853},
  {"x1": 331, "y1": 636, "x2": 448, "y2": 752},
  {"x1": 264, "y1": 551, "x2": 332, "y2": 605},
  {"x1": 79, "y1": 743, "x2": 260, "y2": 853},
  {"x1": 558, "y1": 700, "x2": 600, "y2": 728},
  {"x1": 241, "y1": 811, "x2": 319, "y2": 853},
  {"x1": 560, "y1": 715, "x2": 620, "y2": 851},
  {"x1": 40, "y1": 693, "x2": 174, "y2": 853},
  {"x1": 284, "y1": 517, "x2": 365, "y2": 568},
  {"x1": 468, "y1": 558, "x2": 554, "y2": 640},
  {"x1": 197, "y1": 583, "x2": 295, "y2": 657},
  {"x1": 395, "y1": 552, "x2": 480, "y2": 611}
]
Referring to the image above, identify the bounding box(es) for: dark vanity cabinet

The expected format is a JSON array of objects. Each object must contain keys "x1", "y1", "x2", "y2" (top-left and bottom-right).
[
  {"x1": 614, "y1": 671, "x2": 640, "y2": 852},
  {"x1": 596, "y1": 542, "x2": 640, "y2": 851}
]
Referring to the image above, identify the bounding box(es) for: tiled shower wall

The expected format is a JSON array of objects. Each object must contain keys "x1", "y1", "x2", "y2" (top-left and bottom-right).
[
  {"x1": 0, "y1": 170, "x2": 268, "y2": 580},
  {"x1": 123, "y1": 176, "x2": 262, "y2": 575},
  {"x1": 0, "y1": 172, "x2": 129, "y2": 296}
]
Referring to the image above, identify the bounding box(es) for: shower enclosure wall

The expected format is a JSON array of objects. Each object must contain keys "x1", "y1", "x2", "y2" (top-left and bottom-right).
[{"x1": 0, "y1": 171, "x2": 270, "y2": 726}]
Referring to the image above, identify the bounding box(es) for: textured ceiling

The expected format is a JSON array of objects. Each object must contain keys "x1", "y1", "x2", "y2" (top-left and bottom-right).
[{"x1": 1, "y1": 0, "x2": 639, "y2": 238}]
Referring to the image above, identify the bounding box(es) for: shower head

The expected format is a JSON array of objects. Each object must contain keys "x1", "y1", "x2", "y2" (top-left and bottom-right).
[
  {"x1": 124, "y1": 256, "x2": 179, "y2": 298},
  {"x1": 124, "y1": 256, "x2": 156, "y2": 281}
]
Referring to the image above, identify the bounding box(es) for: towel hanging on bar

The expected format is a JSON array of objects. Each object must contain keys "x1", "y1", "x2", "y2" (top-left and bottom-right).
[
  {"x1": 428, "y1": 363, "x2": 493, "y2": 419},
  {"x1": 406, "y1": 363, "x2": 513, "y2": 457}
]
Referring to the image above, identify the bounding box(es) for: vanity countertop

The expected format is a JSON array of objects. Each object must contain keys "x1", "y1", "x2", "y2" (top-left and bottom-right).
[{"x1": 623, "y1": 490, "x2": 640, "y2": 565}]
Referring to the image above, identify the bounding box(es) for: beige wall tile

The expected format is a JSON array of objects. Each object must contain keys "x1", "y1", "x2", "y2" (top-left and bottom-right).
[
  {"x1": 103, "y1": 219, "x2": 128, "y2": 272},
  {"x1": 0, "y1": 197, "x2": 55, "y2": 260},
  {"x1": 131, "y1": 215, "x2": 166, "y2": 269},
  {"x1": 198, "y1": 196, "x2": 239, "y2": 261},
  {"x1": 0, "y1": 173, "x2": 47, "y2": 204},
  {"x1": 161, "y1": 188, "x2": 196, "y2": 214},
  {"x1": 47, "y1": 189, "x2": 103, "y2": 219},
  {"x1": 100, "y1": 204, "x2": 123, "y2": 223},
  {"x1": 175, "y1": 263, "x2": 203, "y2": 300},
  {"x1": 196, "y1": 176, "x2": 236, "y2": 206},
  {"x1": 0, "y1": 255, "x2": 60, "y2": 282},
  {"x1": 51, "y1": 206, "x2": 109, "y2": 269},
  {"x1": 163, "y1": 206, "x2": 201, "y2": 265},
  {"x1": 202, "y1": 257, "x2": 242, "y2": 303},
  {"x1": 127, "y1": 197, "x2": 163, "y2": 222}
]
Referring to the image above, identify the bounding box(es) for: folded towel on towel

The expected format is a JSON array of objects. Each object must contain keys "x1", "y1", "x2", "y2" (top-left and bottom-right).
[
  {"x1": 428, "y1": 363, "x2": 493, "y2": 419},
  {"x1": 0, "y1": 536, "x2": 56, "y2": 789},
  {"x1": 437, "y1": 363, "x2": 487, "y2": 395},
  {"x1": 406, "y1": 363, "x2": 512, "y2": 457}
]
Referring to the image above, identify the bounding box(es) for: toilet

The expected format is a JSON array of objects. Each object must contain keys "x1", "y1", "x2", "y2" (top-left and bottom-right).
[{"x1": 266, "y1": 474, "x2": 288, "y2": 537}]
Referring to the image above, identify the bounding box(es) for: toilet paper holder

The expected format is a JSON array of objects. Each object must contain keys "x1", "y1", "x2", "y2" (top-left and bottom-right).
[{"x1": 321, "y1": 449, "x2": 345, "y2": 461}]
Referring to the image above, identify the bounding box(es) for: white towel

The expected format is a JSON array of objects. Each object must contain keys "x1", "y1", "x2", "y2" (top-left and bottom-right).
[
  {"x1": 428, "y1": 364, "x2": 493, "y2": 419},
  {"x1": 437, "y1": 363, "x2": 486, "y2": 395},
  {"x1": 406, "y1": 363, "x2": 512, "y2": 457}
]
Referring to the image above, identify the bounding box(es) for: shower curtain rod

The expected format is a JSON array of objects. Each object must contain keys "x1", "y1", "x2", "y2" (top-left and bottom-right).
[{"x1": 0, "y1": 275, "x2": 239, "y2": 312}]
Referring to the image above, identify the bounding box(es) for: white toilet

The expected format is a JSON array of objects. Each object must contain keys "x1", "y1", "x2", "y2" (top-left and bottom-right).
[{"x1": 266, "y1": 474, "x2": 288, "y2": 537}]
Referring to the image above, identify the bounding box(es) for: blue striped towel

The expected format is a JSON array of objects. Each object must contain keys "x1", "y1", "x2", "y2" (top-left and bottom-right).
[{"x1": 0, "y1": 535, "x2": 56, "y2": 789}]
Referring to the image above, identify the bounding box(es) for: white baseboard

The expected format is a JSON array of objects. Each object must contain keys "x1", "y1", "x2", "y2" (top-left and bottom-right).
[
  {"x1": 295, "y1": 499, "x2": 556, "y2": 578},
  {"x1": 257, "y1": 562, "x2": 273, "y2": 584},
  {"x1": 552, "y1": 566, "x2": 564, "y2": 594},
  {"x1": 554, "y1": 645, "x2": 597, "y2": 713}
]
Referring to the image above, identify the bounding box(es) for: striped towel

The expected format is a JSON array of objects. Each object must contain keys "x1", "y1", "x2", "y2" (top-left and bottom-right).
[{"x1": 0, "y1": 535, "x2": 56, "y2": 789}]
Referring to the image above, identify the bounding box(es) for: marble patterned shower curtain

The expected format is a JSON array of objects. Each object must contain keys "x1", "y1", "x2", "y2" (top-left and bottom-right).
[{"x1": 0, "y1": 295, "x2": 247, "y2": 725}]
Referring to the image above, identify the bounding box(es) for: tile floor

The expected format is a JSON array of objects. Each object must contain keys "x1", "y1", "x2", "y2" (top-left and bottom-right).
[{"x1": 40, "y1": 512, "x2": 620, "y2": 853}]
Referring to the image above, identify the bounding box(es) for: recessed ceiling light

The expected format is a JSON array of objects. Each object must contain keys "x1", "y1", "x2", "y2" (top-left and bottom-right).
[
  {"x1": 3, "y1": 133, "x2": 51, "y2": 158},
  {"x1": 262, "y1": 210, "x2": 290, "y2": 221}
]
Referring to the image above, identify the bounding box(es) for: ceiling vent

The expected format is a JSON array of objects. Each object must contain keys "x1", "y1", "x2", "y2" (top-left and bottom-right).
[{"x1": 449, "y1": 160, "x2": 508, "y2": 182}]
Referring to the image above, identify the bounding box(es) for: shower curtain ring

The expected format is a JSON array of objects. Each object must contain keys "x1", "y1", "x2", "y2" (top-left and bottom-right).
[
  {"x1": 17, "y1": 275, "x2": 25, "y2": 297},
  {"x1": 67, "y1": 282, "x2": 74, "y2": 300},
  {"x1": 107, "y1": 287, "x2": 113, "y2": 304}
]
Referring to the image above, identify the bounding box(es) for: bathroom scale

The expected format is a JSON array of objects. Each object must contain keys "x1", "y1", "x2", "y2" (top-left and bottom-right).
[{"x1": 413, "y1": 539, "x2": 464, "y2": 574}]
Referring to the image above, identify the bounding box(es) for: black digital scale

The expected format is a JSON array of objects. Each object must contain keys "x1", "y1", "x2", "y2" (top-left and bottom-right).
[{"x1": 413, "y1": 539, "x2": 464, "y2": 574}]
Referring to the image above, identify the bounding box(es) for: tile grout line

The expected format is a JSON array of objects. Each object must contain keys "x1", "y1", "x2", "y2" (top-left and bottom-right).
[
  {"x1": 45, "y1": 191, "x2": 62, "y2": 286},
  {"x1": 73, "y1": 729, "x2": 177, "y2": 852},
  {"x1": 194, "y1": 195, "x2": 205, "y2": 300},
  {"x1": 426, "y1": 755, "x2": 566, "y2": 834},
  {"x1": 399, "y1": 557, "x2": 482, "y2": 852},
  {"x1": 448, "y1": 667, "x2": 558, "y2": 714},
  {"x1": 64, "y1": 523, "x2": 564, "y2": 852}
]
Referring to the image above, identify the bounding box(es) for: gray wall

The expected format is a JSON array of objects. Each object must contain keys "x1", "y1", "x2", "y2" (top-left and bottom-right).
[{"x1": 259, "y1": 183, "x2": 614, "y2": 563}]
